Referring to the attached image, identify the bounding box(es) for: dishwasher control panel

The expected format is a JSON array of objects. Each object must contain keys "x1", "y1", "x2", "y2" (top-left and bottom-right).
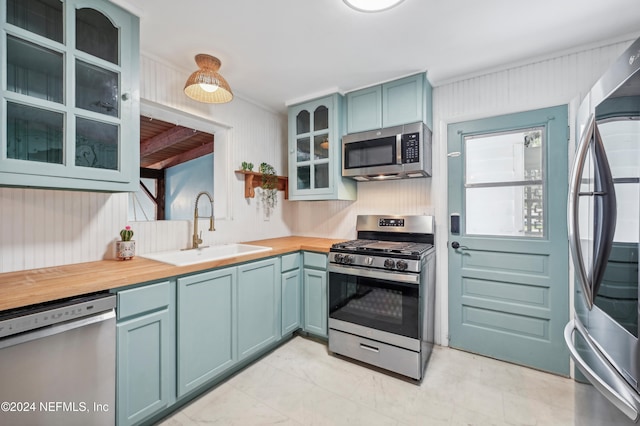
[{"x1": 0, "y1": 293, "x2": 116, "y2": 338}]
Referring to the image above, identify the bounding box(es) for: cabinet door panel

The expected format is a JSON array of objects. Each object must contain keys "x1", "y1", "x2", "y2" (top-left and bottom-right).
[
  {"x1": 382, "y1": 74, "x2": 424, "y2": 127},
  {"x1": 288, "y1": 94, "x2": 356, "y2": 200},
  {"x1": 1, "y1": 0, "x2": 139, "y2": 191},
  {"x1": 282, "y1": 269, "x2": 301, "y2": 335},
  {"x1": 346, "y1": 86, "x2": 382, "y2": 133},
  {"x1": 237, "y1": 259, "x2": 280, "y2": 360},
  {"x1": 117, "y1": 309, "x2": 171, "y2": 426},
  {"x1": 177, "y1": 268, "x2": 236, "y2": 397},
  {"x1": 304, "y1": 268, "x2": 327, "y2": 337}
]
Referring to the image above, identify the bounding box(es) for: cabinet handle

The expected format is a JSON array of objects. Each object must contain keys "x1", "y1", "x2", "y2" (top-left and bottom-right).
[
  {"x1": 360, "y1": 343, "x2": 379, "y2": 353},
  {"x1": 122, "y1": 93, "x2": 130, "y2": 101}
]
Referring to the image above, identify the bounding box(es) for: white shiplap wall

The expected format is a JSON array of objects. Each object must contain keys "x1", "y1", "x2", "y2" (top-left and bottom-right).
[
  {"x1": 0, "y1": 54, "x2": 291, "y2": 273},
  {"x1": 289, "y1": 38, "x2": 635, "y2": 346},
  {"x1": 428, "y1": 40, "x2": 633, "y2": 345},
  {"x1": 0, "y1": 39, "x2": 635, "y2": 349}
]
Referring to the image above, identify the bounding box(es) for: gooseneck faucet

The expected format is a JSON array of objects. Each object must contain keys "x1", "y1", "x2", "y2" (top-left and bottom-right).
[{"x1": 192, "y1": 191, "x2": 215, "y2": 249}]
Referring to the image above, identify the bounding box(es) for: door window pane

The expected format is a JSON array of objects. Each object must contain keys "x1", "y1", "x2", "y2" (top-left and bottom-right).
[
  {"x1": 297, "y1": 166, "x2": 310, "y2": 190},
  {"x1": 76, "y1": 8, "x2": 118, "y2": 64},
  {"x1": 314, "y1": 134, "x2": 329, "y2": 160},
  {"x1": 7, "y1": 102, "x2": 63, "y2": 164},
  {"x1": 296, "y1": 110, "x2": 310, "y2": 135},
  {"x1": 315, "y1": 163, "x2": 329, "y2": 188},
  {"x1": 7, "y1": 0, "x2": 63, "y2": 43},
  {"x1": 7, "y1": 36, "x2": 63, "y2": 103},
  {"x1": 297, "y1": 137, "x2": 310, "y2": 162},
  {"x1": 466, "y1": 185, "x2": 544, "y2": 237},
  {"x1": 314, "y1": 105, "x2": 328, "y2": 131},
  {"x1": 76, "y1": 118, "x2": 118, "y2": 170},
  {"x1": 76, "y1": 60, "x2": 119, "y2": 117},
  {"x1": 466, "y1": 129, "x2": 542, "y2": 184},
  {"x1": 465, "y1": 128, "x2": 544, "y2": 238}
]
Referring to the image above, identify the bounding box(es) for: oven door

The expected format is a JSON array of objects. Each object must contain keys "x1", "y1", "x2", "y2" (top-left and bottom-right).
[{"x1": 328, "y1": 263, "x2": 420, "y2": 340}]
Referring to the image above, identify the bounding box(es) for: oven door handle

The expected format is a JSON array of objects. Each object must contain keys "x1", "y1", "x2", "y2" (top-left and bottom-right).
[{"x1": 328, "y1": 264, "x2": 420, "y2": 284}]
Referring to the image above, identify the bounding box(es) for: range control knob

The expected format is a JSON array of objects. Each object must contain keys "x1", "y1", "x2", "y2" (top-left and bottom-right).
[
  {"x1": 383, "y1": 258, "x2": 395, "y2": 269},
  {"x1": 334, "y1": 254, "x2": 344, "y2": 263},
  {"x1": 396, "y1": 260, "x2": 408, "y2": 271},
  {"x1": 344, "y1": 255, "x2": 354, "y2": 265}
]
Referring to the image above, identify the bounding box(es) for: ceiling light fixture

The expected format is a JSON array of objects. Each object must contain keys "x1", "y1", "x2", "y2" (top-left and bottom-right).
[
  {"x1": 343, "y1": 0, "x2": 405, "y2": 12},
  {"x1": 184, "y1": 54, "x2": 233, "y2": 103}
]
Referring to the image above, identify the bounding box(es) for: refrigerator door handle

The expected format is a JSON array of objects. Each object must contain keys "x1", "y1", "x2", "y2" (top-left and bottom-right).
[
  {"x1": 590, "y1": 123, "x2": 617, "y2": 300},
  {"x1": 568, "y1": 114, "x2": 595, "y2": 308},
  {"x1": 564, "y1": 319, "x2": 640, "y2": 422}
]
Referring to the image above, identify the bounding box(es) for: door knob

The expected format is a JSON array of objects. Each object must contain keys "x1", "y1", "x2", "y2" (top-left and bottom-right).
[{"x1": 451, "y1": 241, "x2": 469, "y2": 250}]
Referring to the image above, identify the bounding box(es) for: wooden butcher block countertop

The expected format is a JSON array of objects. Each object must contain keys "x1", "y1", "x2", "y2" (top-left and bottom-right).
[{"x1": 0, "y1": 236, "x2": 345, "y2": 312}]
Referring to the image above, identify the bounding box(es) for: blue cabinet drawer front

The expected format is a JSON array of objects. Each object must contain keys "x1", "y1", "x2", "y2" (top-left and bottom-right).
[
  {"x1": 118, "y1": 281, "x2": 171, "y2": 320},
  {"x1": 281, "y1": 253, "x2": 301, "y2": 272},
  {"x1": 303, "y1": 252, "x2": 327, "y2": 269}
]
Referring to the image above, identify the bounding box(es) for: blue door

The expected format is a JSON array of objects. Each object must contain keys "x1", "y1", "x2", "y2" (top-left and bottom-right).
[{"x1": 447, "y1": 105, "x2": 570, "y2": 375}]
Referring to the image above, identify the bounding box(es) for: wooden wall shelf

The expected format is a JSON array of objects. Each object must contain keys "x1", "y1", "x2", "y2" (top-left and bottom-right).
[{"x1": 235, "y1": 170, "x2": 288, "y2": 200}]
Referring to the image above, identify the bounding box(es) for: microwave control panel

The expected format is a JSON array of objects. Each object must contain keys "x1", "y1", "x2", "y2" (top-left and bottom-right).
[{"x1": 401, "y1": 132, "x2": 420, "y2": 163}]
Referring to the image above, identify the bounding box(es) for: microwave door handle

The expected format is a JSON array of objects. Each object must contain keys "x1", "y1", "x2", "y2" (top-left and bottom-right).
[
  {"x1": 590, "y1": 123, "x2": 617, "y2": 300},
  {"x1": 396, "y1": 134, "x2": 402, "y2": 164},
  {"x1": 568, "y1": 113, "x2": 595, "y2": 309}
]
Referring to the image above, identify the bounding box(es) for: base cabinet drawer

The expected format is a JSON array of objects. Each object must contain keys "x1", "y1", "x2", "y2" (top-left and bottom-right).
[{"x1": 328, "y1": 328, "x2": 420, "y2": 379}]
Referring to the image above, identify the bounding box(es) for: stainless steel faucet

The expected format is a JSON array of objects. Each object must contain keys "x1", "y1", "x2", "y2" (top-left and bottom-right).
[{"x1": 192, "y1": 191, "x2": 215, "y2": 249}]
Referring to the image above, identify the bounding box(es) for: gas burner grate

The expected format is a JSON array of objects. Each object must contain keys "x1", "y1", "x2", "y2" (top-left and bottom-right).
[{"x1": 332, "y1": 239, "x2": 433, "y2": 256}]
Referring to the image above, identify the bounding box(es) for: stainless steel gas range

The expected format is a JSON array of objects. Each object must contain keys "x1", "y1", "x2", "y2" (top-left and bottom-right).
[{"x1": 328, "y1": 215, "x2": 436, "y2": 380}]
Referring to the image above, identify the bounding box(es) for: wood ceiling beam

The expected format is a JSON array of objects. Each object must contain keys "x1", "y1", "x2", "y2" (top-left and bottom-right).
[
  {"x1": 146, "y1": 141, "x2": 214, "y2": 170},
  {"x1": 140, "y1": 126, "x2": 201, "y2": 157}
]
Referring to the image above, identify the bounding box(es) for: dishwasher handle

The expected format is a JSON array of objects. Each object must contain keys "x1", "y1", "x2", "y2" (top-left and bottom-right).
[{"x1": 0, "y1": 309, "x2": 115, "y2": 350}]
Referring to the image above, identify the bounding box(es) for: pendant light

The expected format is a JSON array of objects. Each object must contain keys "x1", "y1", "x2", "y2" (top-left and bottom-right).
[
  {"x1": 343, "y1": 0, "x2": 405, "y2": 12},
  {"x1": 184, "y1": 54, "x2": 233, "y2": 103}
]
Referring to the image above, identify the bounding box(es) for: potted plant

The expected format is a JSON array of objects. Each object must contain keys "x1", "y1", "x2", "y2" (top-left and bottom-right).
[
  {"x1": 259, "y1": 162, "x2": 278, "y2": 215},
  {"x1": 116, "y1": 225, "x2": 135, "y2": 260}
]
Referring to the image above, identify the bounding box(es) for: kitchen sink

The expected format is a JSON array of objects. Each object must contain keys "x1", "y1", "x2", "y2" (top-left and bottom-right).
[{"x1": 141, "y1": 244, "x2": 272, "y2": 266}]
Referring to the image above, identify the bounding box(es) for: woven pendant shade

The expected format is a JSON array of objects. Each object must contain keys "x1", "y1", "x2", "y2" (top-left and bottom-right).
[{"x1": 184, "y1": 54, "x2": 233, "y2": 103}]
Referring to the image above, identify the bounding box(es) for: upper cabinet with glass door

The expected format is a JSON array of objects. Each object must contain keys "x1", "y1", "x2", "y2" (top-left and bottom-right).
[
  {"x1": 1, "y1": 0, "x2": 140, "y2": 191},
  {"x1": 287, "y1": 94, "x2": 356, "y2": 200}
]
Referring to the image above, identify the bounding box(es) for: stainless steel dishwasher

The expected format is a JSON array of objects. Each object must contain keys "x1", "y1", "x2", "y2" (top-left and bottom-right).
[{"x1": 0, "y1": 292, "x2": 116, "y2": 426}]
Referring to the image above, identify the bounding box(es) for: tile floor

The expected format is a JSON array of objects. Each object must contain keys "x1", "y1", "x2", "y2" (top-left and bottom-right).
[{"x1": 159, "y1": 336, "x2": 635, "y2": 425}]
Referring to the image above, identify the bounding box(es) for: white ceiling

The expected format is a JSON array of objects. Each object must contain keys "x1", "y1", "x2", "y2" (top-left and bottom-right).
[{"x1": 117, "y1": 0, "x2": 640, "y2": 113}]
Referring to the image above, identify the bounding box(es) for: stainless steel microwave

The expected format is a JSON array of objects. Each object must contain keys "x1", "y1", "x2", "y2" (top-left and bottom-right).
[{"x1": 342, "y1": 122, "x2": 432, "y2": 181}]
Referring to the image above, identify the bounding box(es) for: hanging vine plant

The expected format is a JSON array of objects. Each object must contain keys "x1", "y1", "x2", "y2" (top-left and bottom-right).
[{"x1": 259, "y1": 162, "x2": 278, "y2": 214}]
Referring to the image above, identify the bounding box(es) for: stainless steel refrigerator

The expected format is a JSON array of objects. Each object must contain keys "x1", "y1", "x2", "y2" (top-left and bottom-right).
[{"x1": 565, "y1": 36, "x2": 640, "y2": 422}]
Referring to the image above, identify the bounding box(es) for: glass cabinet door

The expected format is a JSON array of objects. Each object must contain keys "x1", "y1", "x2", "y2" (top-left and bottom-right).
[
  {"x1": 288, "y1": 93, "x2": 355, "y2": 201},
  {"x1": 74, "y1": 7, "x2": 121, "y2": 170},
  {"x1": 295, "y1": 104, "x2": 330, "y2": 191},
  {"x1": 1, "y1": 0, "x2": 139, "y2": 191}
]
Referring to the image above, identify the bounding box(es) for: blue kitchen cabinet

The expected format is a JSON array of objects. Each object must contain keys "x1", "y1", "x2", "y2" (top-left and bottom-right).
[
  {"x1": 116, "y1": 281, "x2": 174, "y2": 426},
  {"x1": 1, "y1": 0, "x2": 140, "y2": 191},
  {"x1": 288, "y1": 94, "x2": 356, "y2": 201},
  {"x1": 237, "y1": 258, "x2": 281, "y2": 360},
  {"x1": 345, "y1": 73, "x2": 433, "y2": 133},
  {"x1": 346, "y1": 85, "x2": 382, "y2": 133},
  {"x1": 176, "y1": 267, "x2": 237, "y2": 398},
  {"x1": 281, "y1": 253, "x2": 302, "y2": 336},
  {"x1": 303, "y1": 252, "x2": 328, "y2": 338}
]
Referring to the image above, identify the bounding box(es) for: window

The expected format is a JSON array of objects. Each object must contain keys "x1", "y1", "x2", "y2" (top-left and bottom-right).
[{"x1": 465, "y1": 127, "x2": 545, "y2": 237}]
